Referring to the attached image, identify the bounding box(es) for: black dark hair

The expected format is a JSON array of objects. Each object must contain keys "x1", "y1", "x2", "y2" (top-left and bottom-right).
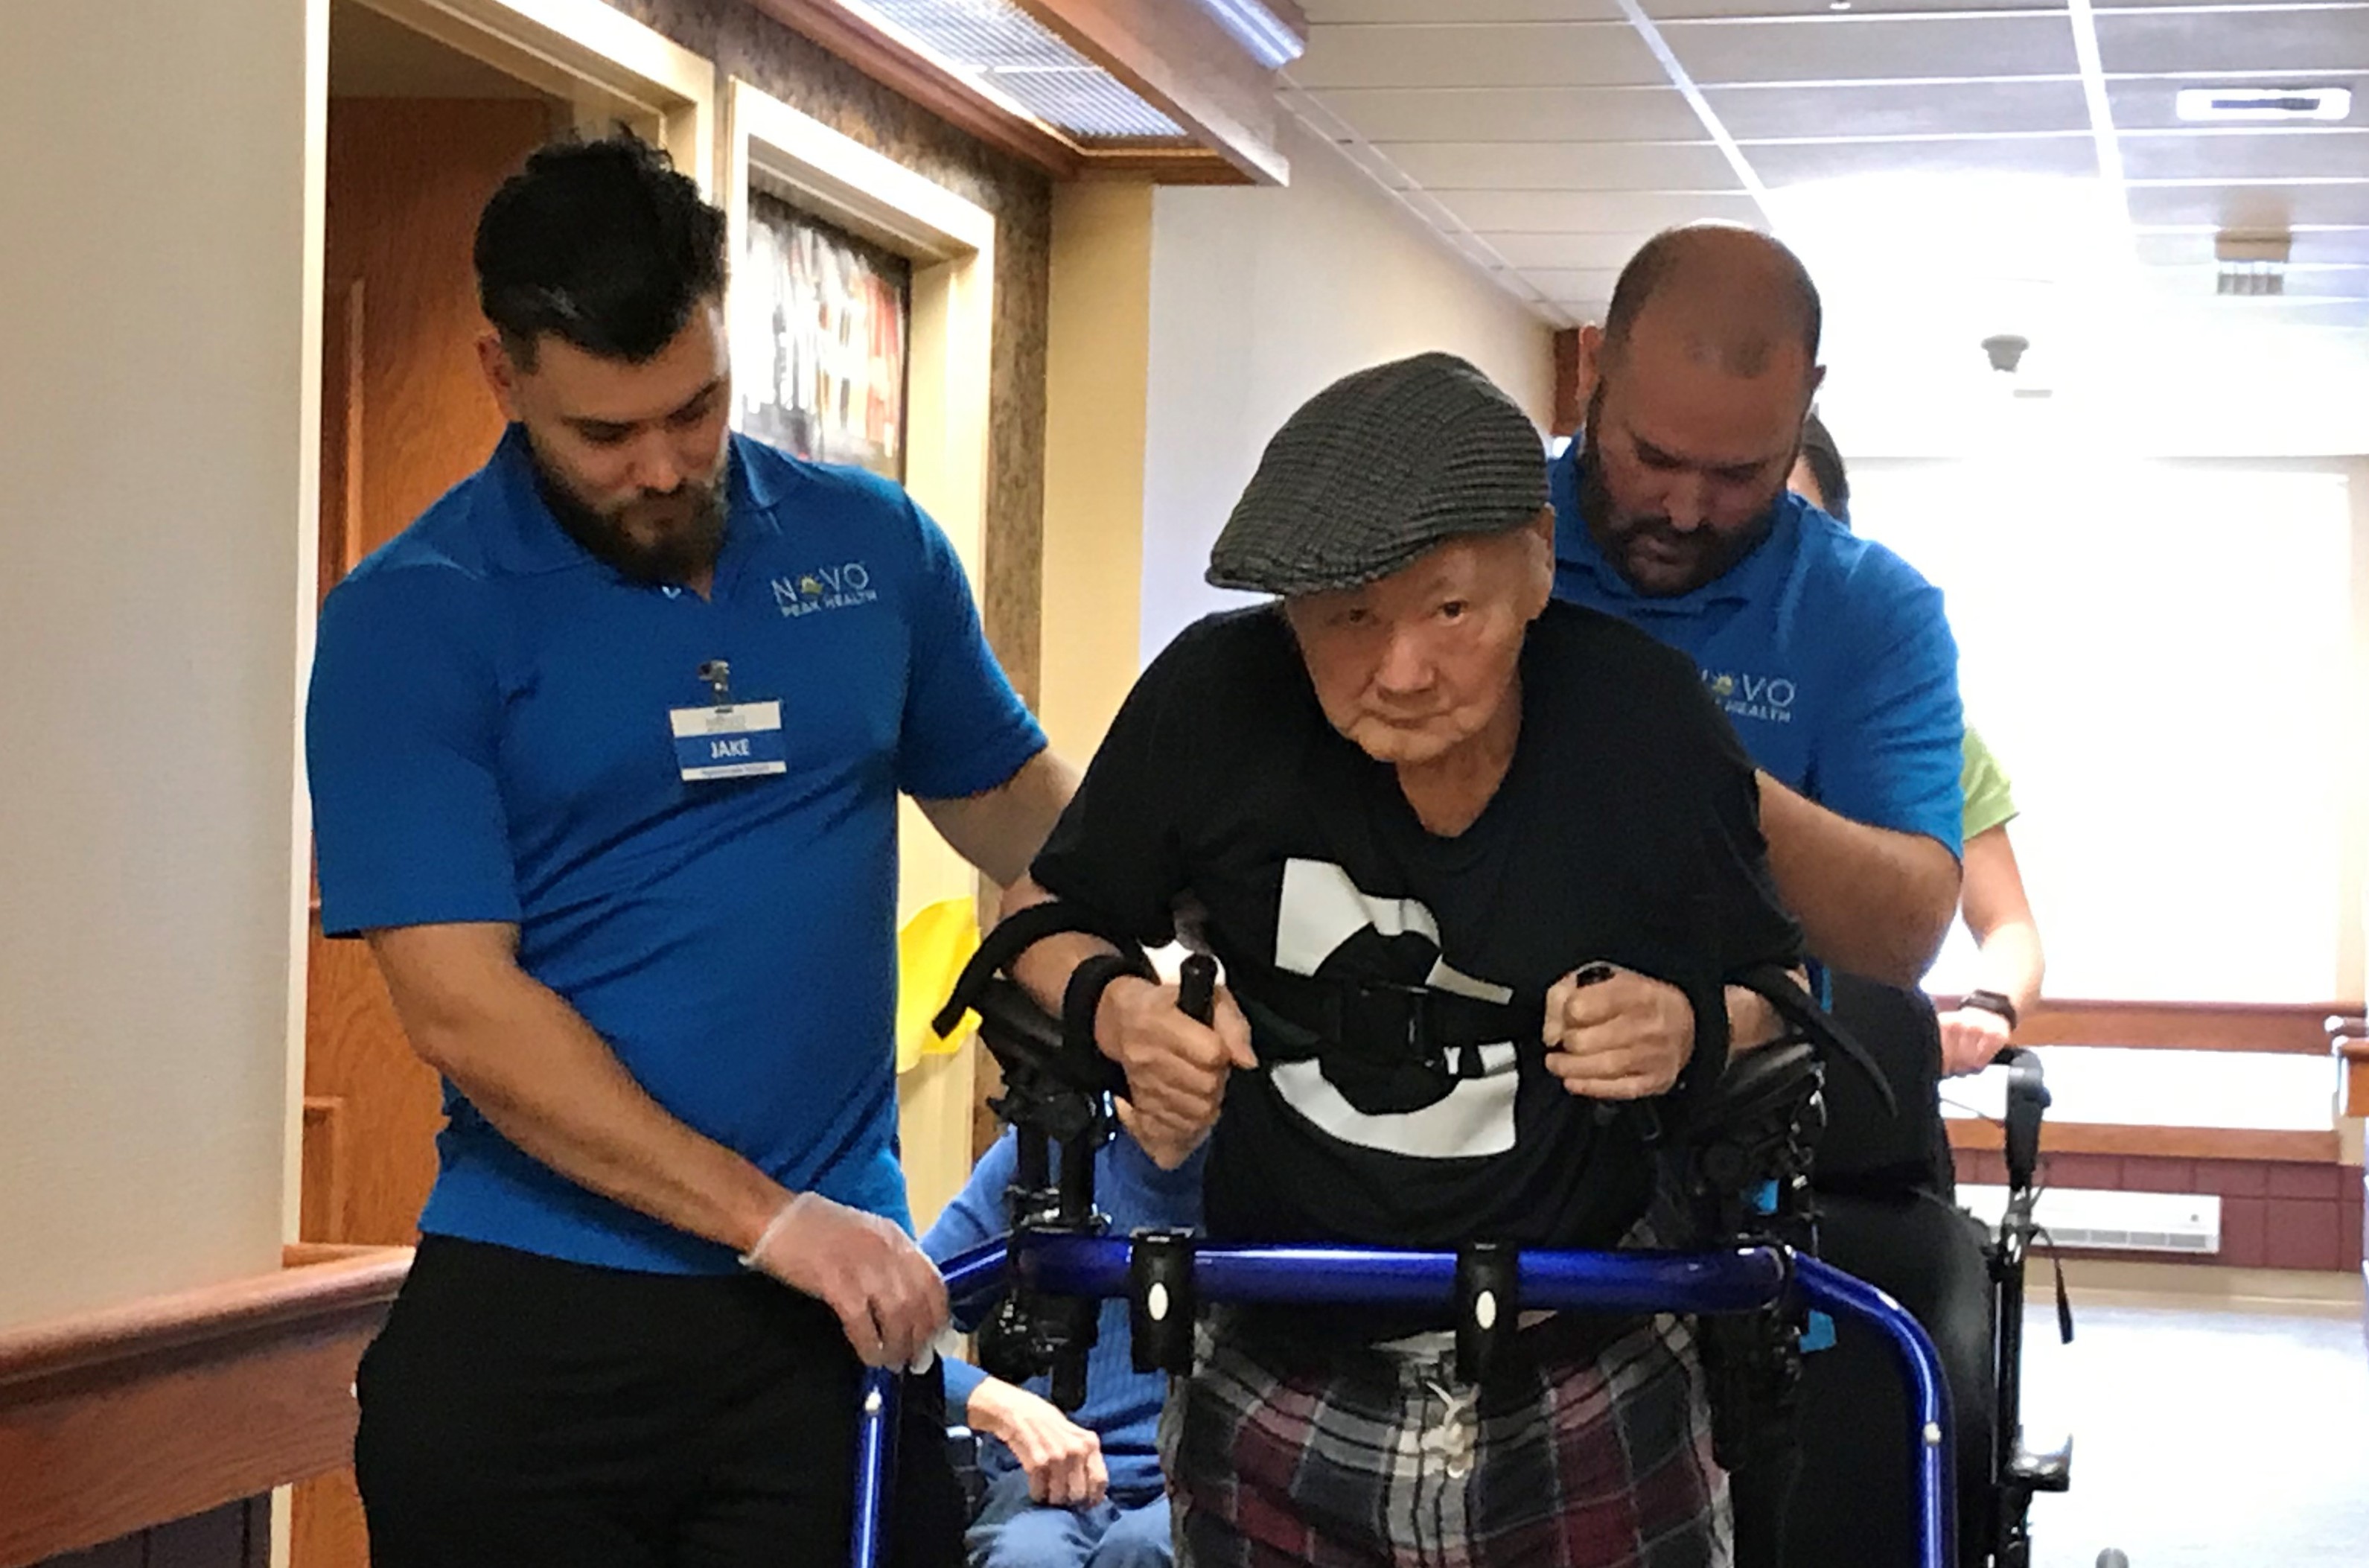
[
  {"x1": 1796, "y1": 410, "x2": 1849, "y2": 525},
  {"x1": 474, "y1": 133, "x2": 727, "y2": 367},
  {"x1": 1603, "y1": 226, "x2": 1823, "y2": 373}
]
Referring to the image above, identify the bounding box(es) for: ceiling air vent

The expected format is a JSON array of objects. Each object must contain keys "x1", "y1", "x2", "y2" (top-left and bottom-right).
[
  {"x1": 2216, "y1": 231, "x2": 2292, "y2": 297},
  {"x1": 850, "y1": 0, "x2": 1183, "y2": 139},
  {"x1": 2176, "y1": 86, "x2": 2353, "y2": 123}
]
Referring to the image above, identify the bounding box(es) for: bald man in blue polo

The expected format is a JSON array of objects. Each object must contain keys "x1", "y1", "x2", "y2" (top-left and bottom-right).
[
  {"x1": 1549, "y1": 226, "x2": 1965, "y2": 1567},
  {"x1": 1550, "y1": 225, "x2": 1964, "y2": 991}
]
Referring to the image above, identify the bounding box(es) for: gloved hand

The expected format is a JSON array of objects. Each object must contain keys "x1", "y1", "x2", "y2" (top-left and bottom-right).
[
  {"x1": 744, "y1": 1191, "x2": 949, "y2": 1368},
  {"x1": 966, "y1": 1376, "x2": 1109, "y2": 1507}
]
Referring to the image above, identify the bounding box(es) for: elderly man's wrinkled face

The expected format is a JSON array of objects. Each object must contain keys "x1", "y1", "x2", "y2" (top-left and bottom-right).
[{"x1": 1284, "y1": 517, "x2": 1554, "y2": 768}]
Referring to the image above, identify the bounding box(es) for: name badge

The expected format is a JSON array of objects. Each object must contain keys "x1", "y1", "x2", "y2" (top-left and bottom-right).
[{"x1": 670, "y1": 701, "x2": 787, "y2": 781}]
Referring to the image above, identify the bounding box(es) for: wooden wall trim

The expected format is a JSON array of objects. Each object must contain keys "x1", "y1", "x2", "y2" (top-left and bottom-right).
[
  {"x1": 1945, "y1": 1119, "x2": 2341, "y2": 1164},
  {"x1": 0, "y1": 1247, "x2": 408, "y2": 1568},
  {"x1": 1931, "y1": 996, "x2": 2362, "y2": 1056},
  {"x1": 1552, "y1": 327, "x2": 1584, "y2": 438}
]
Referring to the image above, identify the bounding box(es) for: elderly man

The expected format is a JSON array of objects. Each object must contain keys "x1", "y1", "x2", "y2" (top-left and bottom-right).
[{"x1": 995, "y1": 353, "x2": 1805, "y2": 1567}]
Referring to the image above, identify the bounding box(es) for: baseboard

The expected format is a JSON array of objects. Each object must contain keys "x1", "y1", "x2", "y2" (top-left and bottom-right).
[{"x1": 2041, "y1": 1257, "x2": 2365, "y2": 1313}]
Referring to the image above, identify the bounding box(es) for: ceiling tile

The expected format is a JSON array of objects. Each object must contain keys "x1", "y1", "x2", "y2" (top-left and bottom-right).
[
  {"x1": 1382, "y1": 139, "x2": 1741, "y2": 190},
  {"x1": 1302, "y1": 1, "x2": 1623, "y2": 19},
  {"x1": 1661, "y1": 15, "x2": 2085, "y2": 86},
  {"x1": 2156, "y1": 295, "x2": 2369, "y2": 329},
  {"x1": 2143, "y1": 262, "x2": 2369, "y2": 298},
  {"x1": 2106, "y1": 71, "x2": 2369, "y2": 130},
  {"x1": 2124, "y1": 180, "x2": 2369, "y2": 228},
  {"x1": 1294, "y1": 22, "x2": 1669, "y2": 88},
  {"x1": 2120, "y1": 128, "x2": 2369, "y2": 182},
  {"x1": 1474, "y1": 229, "x2": 1667, "y2": 267},
  {"x1": 2094, "y1": 7, "x2": 2369, "y2": 75},
  {"x1": 1748, "y1": 133, "x2": 2102, "y2": 186},
  {"x1": 1516, "y1": 266, "x2": 1630, "y2": 297},
  {"x1": 1709, "y1": 77, "x2": 2092, "y2": 139},
  {"x1": 1303, "y1": 85, "x2": 1707, "y2": 141},
  {"x1": 1432, "y1": 188, "x2": 1769, "y2": 231},
  {"x1": 1651, "y1": 0, "x2": 2054, "y2": 13},
  {"x1": 2134, "y1": 227, "x2": 2369, "y2": 266}
]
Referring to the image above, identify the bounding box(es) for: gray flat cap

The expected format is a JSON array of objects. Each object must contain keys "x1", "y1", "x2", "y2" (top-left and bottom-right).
[{"x1": 1206, "y1": 351, "x2": 1549, "y2": 596}]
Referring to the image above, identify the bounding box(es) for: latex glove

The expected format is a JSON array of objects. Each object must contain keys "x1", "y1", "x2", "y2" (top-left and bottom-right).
[
  {"x1": 1097, "y1": 975, "x2": 1254, "y2": 1169},
  {"x1": 745, "y1": 1191, "x2": 948, "y2": 1368},
  {"x1": 967, "y1": 1377, "x2": 1109, "y2": 1508},
  {"x1": 1543, "y1": 963, "x2": 1694, "y2": 1100},
  {"x1": 1937, "y1": 1006, "x2": 2014, "y2": 1078}
]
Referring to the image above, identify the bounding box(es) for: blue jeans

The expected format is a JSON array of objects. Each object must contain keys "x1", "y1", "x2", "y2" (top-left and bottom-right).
[{"x1": 967, "y1": 1467, "x2": 1172, "y2": 1568}]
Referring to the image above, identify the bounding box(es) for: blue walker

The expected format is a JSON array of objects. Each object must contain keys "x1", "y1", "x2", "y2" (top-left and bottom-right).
[{"x1": 846, "y1": 948, "x2": 2073, "y2": 1568}]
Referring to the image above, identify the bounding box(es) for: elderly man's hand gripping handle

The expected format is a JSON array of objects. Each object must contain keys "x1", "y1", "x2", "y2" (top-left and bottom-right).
[
  {"x1": 1542, "y1": 962, "x2": 1697, "y2": 1100},
  {"x1": 1099, "y1": 954, "x2": 1254, "y2": 1170}
]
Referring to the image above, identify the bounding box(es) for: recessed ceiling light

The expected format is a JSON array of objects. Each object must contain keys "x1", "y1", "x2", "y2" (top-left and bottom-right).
[
  {"x1": 1828, "y1": 2, "x2": 1852, "y2": 10},
  {"x1": 1194, "y1": 0, "x2": 1306, "y2": 68},
  {"x1": 2176, "y1": 86, "x2": 2352, "y2": 123}
]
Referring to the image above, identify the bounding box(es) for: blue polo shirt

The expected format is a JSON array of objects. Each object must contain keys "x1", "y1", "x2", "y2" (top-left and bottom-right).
[
  {"x1": 1549, "y1": 447, "x2": 1963, "y2": 854},
  {"x1": 306, "y1": 427, "x2": 1046, "y2": 1274}
]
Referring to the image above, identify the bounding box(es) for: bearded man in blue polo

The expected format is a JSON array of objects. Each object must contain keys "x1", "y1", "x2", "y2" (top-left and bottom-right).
[{"x1": 1551, "y1": 225, "x2": 1969, "y2": 1564}]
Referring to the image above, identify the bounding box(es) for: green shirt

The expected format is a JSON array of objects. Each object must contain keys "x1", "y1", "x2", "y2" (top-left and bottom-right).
[{"x1": 1961, "y1": 725, "x2": 2018, "y2": 840}]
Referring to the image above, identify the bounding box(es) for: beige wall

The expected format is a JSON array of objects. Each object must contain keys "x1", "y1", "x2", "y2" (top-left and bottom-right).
[
  {"x1": 0, "y1": 1, "x2": 320, "y2": 1330},
  {"x1": 1039, "y1": 184, "x2": 1156, "y2": 760},
  {"x1": 1138, "y1": 115, "x2": 1555, "y2": 662}
]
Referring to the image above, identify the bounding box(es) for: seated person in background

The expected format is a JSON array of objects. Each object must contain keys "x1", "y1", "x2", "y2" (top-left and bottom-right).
[
  {"x1": 920, "y1": 1126, "x2": 1205, "y2": 1568},
  {"x1": 997, "y1": 351, "x2": 1806, "y2": 1568},
  {"x1": 1788, "y1": 412, "x2": 2047, "y2": 1074}
]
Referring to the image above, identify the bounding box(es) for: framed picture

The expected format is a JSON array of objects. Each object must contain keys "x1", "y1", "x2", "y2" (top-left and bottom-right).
[{"x1": 737, "y1": 188, "x2": 911, "y2": 480}]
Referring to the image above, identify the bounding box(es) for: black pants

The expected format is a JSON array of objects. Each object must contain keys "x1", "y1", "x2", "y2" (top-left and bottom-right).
[
  {"x1": 357, "y1": 1235, "x2": 966, "y2": 1568},
  {"x1": 1732, "y1": 1189, "x2": 1998, "y2": 1568}
]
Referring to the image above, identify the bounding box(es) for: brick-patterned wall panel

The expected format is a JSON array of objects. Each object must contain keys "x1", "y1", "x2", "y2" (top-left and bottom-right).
[{"x1": 600, "y1": 0, "x2": 1053, "y2": 707}]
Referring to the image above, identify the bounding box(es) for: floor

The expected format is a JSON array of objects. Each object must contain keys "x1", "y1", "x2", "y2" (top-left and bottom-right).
[{"x1": 2010, "y1": 1288, "x2": 2368, "y2": 1568}]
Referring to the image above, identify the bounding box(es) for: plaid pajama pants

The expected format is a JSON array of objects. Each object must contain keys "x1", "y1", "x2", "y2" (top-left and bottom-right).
[{"x1": 1160, "y1": 1310, "x2": 1730, "y2": 1568}]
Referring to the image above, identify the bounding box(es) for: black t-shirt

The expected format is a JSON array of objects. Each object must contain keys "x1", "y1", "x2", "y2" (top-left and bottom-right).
[{"x1": 1031, "y1": 599, "x2": 1800, "y2": 1256}]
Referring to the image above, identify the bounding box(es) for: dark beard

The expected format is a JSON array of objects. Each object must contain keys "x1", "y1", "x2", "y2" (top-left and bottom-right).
[
  {"x1": 1578, "y1": 382, "x2": 1784, "y2": 599},
  {"x1": 529, "y1": 442, "x2": 727, "y2": 587}
]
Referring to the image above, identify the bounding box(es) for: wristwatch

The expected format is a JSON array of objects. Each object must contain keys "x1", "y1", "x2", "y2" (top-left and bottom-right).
[{"x1": 1960, "y1": 989, "x2": 2020, "y2": 1031}]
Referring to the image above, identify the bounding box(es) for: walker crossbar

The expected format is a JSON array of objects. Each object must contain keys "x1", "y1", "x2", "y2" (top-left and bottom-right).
[{"x1": 852, "y1": 1237, "x2": 1954, "y2": 1568}]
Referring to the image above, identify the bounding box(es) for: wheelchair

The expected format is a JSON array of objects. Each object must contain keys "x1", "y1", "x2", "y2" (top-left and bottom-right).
[
  {"x1": 1805, "y1": 975, "x2": 2087, "y2": 1568},
  {"x1": 849, "y1": 943, "x2": 2081, "y2": 1568}
]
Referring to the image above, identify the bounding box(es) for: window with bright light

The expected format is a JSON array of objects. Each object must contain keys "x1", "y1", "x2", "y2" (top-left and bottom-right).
[{"x1": 1851, "y1": 461, "x2": 2356, "y2": 1006}]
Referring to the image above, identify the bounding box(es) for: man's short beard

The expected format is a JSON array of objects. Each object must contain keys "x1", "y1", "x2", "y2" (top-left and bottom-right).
[
  {"x1": 1578, "y1": 380, "x2": 1784, "y2": 599},
  {"x1": 530, "y1": 442, "x2": 727, "y2": 587}
]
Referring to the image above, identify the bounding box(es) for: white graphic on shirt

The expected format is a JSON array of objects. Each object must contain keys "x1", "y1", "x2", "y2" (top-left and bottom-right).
[
  {"x1": 1701, "y1": 668, "x2": 1796, "y2": 725},
  {"x1": 1269, "y1": 858, "x2": 1519, "y2": 1161},
  {"x1": 772, "y1": 561, "x2": 878, "y2": 618}
]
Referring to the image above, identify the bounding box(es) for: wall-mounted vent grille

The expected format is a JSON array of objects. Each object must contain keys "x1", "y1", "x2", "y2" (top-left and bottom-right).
[
  {"x1": 852, "y1": 0, "x2": 1183, "y2": 139},
  {"x1": 1960, "y1": 1186, "x2": 2222, "y2": 1255}
]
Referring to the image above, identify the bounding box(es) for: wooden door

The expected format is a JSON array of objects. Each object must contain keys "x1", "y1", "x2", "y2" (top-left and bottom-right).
[{"x1": 296, "y1": 94, "x2": 555, "y2": 1568}]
